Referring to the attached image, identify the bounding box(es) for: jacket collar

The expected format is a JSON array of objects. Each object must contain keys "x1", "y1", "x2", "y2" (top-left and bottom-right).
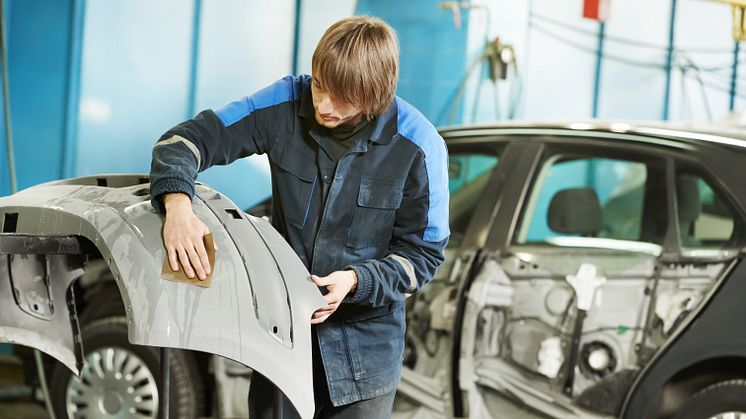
[{"x1": 299, "y1": 80, "x2": 397, "y2": 145}]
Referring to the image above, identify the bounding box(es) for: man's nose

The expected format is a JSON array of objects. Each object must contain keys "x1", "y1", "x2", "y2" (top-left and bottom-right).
[{"x1": 318, "y1": 95, "x2": 334, "y2": 114}]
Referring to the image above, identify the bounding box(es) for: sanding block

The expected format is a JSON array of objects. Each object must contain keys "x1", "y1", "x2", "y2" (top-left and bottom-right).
[{"x1": 161, "y1": 233, "x2": 216, "y2": 288}]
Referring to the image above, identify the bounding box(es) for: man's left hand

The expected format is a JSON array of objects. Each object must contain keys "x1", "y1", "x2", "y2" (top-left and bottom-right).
[{"x1": 311, "y1": 270, "x2": 357, "y2": 324}]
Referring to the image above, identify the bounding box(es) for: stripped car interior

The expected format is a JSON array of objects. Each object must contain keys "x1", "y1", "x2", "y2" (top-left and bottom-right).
[{"x1": 393, "y1": 123, "x2": 746, "y2": 419}]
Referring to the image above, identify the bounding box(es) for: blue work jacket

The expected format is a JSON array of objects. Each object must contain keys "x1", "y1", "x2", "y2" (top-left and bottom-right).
[{"x1": 149, "y1": 75, "x2": 449, "y2": 406}]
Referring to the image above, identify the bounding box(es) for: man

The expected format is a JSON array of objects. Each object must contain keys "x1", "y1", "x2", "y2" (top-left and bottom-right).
[{"x1": 150, "y1": 16, "x2": 449, "y2": 418}]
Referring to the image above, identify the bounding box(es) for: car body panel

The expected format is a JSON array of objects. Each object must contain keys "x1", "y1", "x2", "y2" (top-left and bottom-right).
[
  {"x1": 620, "y1": 256, "x2": 746, "y2": 418},
  {"x1": 0, "y1": 174, "x2": 325, "y2": 419},
  {"x1": 0, "y1": 247, "x2": 84, "y2": 378}
]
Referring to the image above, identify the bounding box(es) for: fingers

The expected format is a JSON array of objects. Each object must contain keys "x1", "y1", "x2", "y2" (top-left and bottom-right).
[
  {"x1": 167, "y1": 246, "x2": 179, "y2": 272},
  {"x1": 194, "y1": 237, "x2": 211, "y2": 276},
  {"x1": 311, "y1": 300, "x2": 340, "y2": 324},
  {"x1": 202, "y1": 224, "x2": 217, "y2": 251},
  {"x1": 311, "y1": 274, "x2": 331, "y2": 287},
  {"x1": 316, "y1": 303, "x2": 337, "y2": 313},
  {"x1": 313, "y1": 308, "x2": 335, "y2": 319},
  {"x1": 324, "y1": 292, "x2": 342, "y2": 305},
  {"x1": 176, "y1": 247, "x2": 195, "y2": 278},
  {"x1": 186, "y1": 245, "x2": 206, "y2": 280},
  {"x1": 311, "y1": 312, "x2": 333, "y2": 325},
  {"x1": 163, "y1": 208, "x2": 217, "y2": 279}
]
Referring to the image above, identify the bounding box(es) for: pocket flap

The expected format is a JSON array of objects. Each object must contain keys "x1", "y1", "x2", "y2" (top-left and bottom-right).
[
  {"x1": 269, "y1": 140, "x2": 316, "y2": 182},
  {"x1": 357, "y1": 178, "x2": 404, "y2": 209},
  {"x1": 343, "y1": 301, "x2": 401, "y2": 323}
]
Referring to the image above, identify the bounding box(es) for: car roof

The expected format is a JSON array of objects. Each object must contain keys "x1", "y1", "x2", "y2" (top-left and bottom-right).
[{"x1": 438, "y1": 120, "x2": 746, "y2": 151}]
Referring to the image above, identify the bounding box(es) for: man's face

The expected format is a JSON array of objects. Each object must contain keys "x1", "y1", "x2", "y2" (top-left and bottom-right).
[{"x1": 311, "y1": 76, "x2": 364, "y2": 128}]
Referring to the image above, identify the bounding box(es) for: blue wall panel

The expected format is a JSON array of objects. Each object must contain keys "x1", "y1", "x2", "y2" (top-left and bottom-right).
[
  {"x1": 73, "y1": 0, "x2": 193, "y2": 177},
  {"x1": 356, "y1": 0, "x2": 469, "y2": 124},
  {"x1": 5, "y1": 0, "x2": 72, "y2": 192},
  {"x1": 296, "y1": 0, "x2": 356, "y2": 76},
  {"x1": 0, "y1": 0, "x2": 7, "y2": 196},
  {"x1": 193, "y1": 0, "x2": 295, "y2": 210}
]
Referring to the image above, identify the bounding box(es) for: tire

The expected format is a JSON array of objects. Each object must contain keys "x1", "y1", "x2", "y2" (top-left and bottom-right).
[
  {"x1": 49, "y1": 316, "x2": 204, "y2": 419},
  {"x1": 672, "y1": 379, "x2": 746, "y2": 419},
  {"x1": 79, "y1": 281, "x2": 126, "y2": 325}
]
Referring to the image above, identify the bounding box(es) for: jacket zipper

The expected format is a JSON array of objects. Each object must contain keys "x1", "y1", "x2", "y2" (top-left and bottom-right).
[{"x1": 309, "y1": 157, "x2": 345, "y2": 275}]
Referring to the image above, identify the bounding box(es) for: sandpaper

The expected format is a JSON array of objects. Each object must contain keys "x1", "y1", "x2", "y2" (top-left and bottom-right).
[{"x1": 161, "y1": 233, "x2": 216, "y2": 288}]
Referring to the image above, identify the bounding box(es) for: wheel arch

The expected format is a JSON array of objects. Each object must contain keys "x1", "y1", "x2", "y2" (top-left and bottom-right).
[{"x1": 655, "y1": 356, "x2": 746, "y2": 418}]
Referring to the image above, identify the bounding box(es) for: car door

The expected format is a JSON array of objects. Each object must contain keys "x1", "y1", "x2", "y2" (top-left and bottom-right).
[
  {"x1": 621, "y1": 154, "x2": 746, "y2": 419},
  {"x1": 392, "y1": 136, "x2": 515, "y2": 418},
  {"x1": 454, "y1": 136, "x2": 689, "y2": 419}
]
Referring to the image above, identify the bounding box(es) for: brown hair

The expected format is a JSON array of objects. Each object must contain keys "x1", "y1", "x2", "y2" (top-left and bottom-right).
[{"x1": 312, "y1": 16, "x2": 399, "y2": 119}]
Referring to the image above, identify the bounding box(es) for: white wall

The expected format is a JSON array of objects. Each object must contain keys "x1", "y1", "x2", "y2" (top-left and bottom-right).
[
  {"x1": 462, "y1": 0, "x2": 742, "y2": 124},
  {"x1": 195, "y1": 0, "x2": 295, "y2": 111}
]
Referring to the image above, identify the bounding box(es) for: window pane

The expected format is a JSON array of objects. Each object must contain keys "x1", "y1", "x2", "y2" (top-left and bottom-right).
[
  {"x1": 448, "y1": 154, "x2": 499, "y2": 248},
  {"x1": 517, "y1": 157, "x2": 655, "y2": 244},
  {"x1": 676, "y1": 171, "x2": 736, "y2": 248}
]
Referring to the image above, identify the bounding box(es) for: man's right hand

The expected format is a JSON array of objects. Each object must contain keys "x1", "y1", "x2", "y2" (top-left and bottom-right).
[{"x1": 162, "y1": 193, "x2": 212, "y2": 280}]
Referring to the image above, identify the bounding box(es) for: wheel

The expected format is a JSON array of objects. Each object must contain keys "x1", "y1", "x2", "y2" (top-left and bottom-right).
[
  {"x1": 78, "y1": 283, "x2": 126, "y2": 325},
  {"x1": 672, "y1": 379, "x2": 746, "y2": 419},
  {"x1": 49, "y1": 316, "x2": 204, "y2": 419}
]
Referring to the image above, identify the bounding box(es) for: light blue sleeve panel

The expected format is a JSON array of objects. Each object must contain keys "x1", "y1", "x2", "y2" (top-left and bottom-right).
[{"x1": 395, "y1": 97, "x2": 451, "y2": 243}]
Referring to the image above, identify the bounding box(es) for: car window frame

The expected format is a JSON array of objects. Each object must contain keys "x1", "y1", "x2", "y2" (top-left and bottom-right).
[
  {"x1": 672, "y1": 159, "x2": 746, "y2": 255},
  {"x1": 515, "y1": 153, "x2": 660, "y2": 246},
  {"x1": 482, "y1": 134, "x2": 676, "y2": 253},
  {"x1": 441, "y1": 137, "x2": 522, "y2": 252}
]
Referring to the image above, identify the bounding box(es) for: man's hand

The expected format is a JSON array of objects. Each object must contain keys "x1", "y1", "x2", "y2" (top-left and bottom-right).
[
  {"x1": 162, "y1": 193, "x2": 212, "y2": 280},
  {"x1": 311, "y1": 270, "x2": 358, "y2": 324}
]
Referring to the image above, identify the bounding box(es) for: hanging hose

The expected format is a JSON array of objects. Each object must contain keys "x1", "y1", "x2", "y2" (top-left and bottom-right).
[{"x1": 34, "y1": 350, "x2": 57, "y2": 419}]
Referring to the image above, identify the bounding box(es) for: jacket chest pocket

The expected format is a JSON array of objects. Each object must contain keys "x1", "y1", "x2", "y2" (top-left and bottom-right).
[
  {"x1": 346, "y1": 177, "x2": 404, "y2": 249},
  {"x1": 269, "y1": 140, "x2": 317, "y2": 229}
]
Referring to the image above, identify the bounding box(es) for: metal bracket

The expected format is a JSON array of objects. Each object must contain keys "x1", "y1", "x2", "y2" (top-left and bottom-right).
[
  {"x1": 66, "y1": 282, "x2": 84, "y2": 372},
  {"x1": 8, "y1": 254, "x2": 54, "y2": 320}
]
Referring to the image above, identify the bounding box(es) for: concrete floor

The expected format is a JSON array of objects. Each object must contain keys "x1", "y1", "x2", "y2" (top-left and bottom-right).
[
  {"x1": 0, "y1": 354, "x2": 49, "y2": 419},
  {"x1": 0, "y1": 400, "x2": 49, "y2": 419}
]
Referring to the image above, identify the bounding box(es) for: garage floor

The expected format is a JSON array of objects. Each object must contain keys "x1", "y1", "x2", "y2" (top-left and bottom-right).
[
  {"x1": 0, "y1": 400, "x2": 48, "y2": 419},
  {"x1": 0, "y1": 354, "x2": 48, "y2": 419}
]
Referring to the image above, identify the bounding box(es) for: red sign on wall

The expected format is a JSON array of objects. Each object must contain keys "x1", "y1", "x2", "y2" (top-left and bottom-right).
[{"x1": 583, "y1": 0, "x2": 610, "y2": 22}]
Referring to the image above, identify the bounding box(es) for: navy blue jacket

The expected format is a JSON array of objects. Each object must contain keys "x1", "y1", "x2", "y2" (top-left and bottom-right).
[{"x1": 150, "y1": 75, "x2": 449, "y2": 405}]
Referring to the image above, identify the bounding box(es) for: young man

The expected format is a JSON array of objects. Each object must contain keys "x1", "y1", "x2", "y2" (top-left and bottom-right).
[{"x1": 150, "y1": 16, "x2": 449, "y2": 418}]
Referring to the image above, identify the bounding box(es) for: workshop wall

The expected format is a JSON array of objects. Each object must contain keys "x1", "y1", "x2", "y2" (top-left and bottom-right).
[
  {"x1": 1, "y1": 0, "x2": 744, "y2": 201},
  {"x1": 74, "y1": 0, "x2": 193, "y2": 177},
  {"x1": 0, "y1": 0, "x2": 74, "y2": 196},
  {"x1": 462, "y1": 0, "x2": 741, "y2": 123},
  {"x1": 357, "y1": 0, "x2": 470, "y2": 124},
  {"x1": 189, "y1": 0, "x2": 296, "y2": 209}
]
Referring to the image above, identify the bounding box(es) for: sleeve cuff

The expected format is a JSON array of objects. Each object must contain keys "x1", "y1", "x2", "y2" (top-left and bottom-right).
[
  {"x1": 149, "y1": 177, "x2": 195, "y2": 214},
  {"x1": 344, "y1": 264, "x2": 373, "y2": 305}
]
